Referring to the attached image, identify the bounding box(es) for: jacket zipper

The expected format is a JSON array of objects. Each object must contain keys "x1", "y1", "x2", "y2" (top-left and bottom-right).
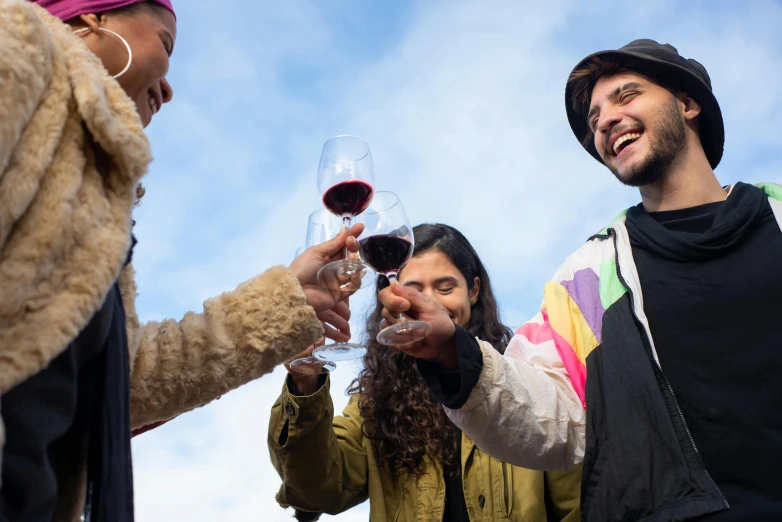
[{"x1": 609, "y1": 228, "x2": 729, "y2": 509}]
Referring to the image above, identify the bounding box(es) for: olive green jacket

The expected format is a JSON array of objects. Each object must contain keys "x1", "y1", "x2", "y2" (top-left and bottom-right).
[{"x1": 268, "y1": 376, "x2": 582, "y2": 521}]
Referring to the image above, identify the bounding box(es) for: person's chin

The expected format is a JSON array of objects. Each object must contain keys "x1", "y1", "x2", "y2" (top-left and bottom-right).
[
  {"x1": 616, "y1": 166, "x2": 638, "y2": 185},
  {"x1": 612, "y1": 154, "x2": 649, "y2": 187},
  {"x1": 137, "y1": 102, "x2": 152, "y2": 128}
]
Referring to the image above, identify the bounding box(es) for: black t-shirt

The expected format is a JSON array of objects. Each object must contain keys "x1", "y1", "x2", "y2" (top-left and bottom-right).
[
  {"x1": 442, "y1": 430, "x2": 470, "y2": 522},
  {"x1": 626, "y1": 183, "x2": 782, "y2": 520}
]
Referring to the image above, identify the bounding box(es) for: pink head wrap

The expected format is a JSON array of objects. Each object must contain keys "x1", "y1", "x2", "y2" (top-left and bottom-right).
[{"x1": 32, "y1": 0, "x2": 175, "y2": 21}]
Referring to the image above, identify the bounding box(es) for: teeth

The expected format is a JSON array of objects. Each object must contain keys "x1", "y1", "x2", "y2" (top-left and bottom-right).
[
  {"x1": 613, "y1": 132, "x2": 642, "y2": 154},
  {"x1": 149, "y1": 97, "x2": 157, "y2": 115}
]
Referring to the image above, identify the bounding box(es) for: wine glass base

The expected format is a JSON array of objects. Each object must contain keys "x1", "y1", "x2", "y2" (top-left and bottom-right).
[
  {"x1": 317, "y1": 260, "x2": 371, "y2": 293},
  {"x1": 289, "y1": 357, "x2": 336, "y2": 375},
  {"x1": 376, "y1": 321, "x2": 431, "y2": 346},
  {"x1": 313, "y1": 342, "x2": 366, "y2": 362}
]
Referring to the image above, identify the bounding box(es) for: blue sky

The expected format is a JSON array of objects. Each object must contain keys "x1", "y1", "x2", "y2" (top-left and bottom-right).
[{"x1": 130, "y1": 1, "x2": 782, "y2": 520}]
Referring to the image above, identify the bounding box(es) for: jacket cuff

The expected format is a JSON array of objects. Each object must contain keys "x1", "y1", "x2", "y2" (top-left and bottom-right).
[
  {"x1": 275, "y1": 374, "x2": 332, "y2": 447},
  {"x1": 416, "y1": 325, "x2": 483, "y2": 409},
  {"x1": 214, "y1": 266, "x2": 321, "y2": 358}
]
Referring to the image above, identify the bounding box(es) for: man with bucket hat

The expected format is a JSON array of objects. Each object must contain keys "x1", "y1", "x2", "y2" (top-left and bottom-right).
[{"x1": 376, "y1": 39, "x2": 782, "y2": 521}]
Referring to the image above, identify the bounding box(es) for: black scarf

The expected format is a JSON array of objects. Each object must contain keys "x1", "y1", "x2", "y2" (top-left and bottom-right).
[
  {"x1": 625, "y1": 182, "x2": 767, "y2": 262},
  {"x1": 84, "y1": 235, "x2": 136, "y2": 522}
]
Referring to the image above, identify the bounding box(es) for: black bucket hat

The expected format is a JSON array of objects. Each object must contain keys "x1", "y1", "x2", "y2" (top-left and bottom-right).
[{"x1": 565, "y1": 39, "x2": 724, "y2": 169}]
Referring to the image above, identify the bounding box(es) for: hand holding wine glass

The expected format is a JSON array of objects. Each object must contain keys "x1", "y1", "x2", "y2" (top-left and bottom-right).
[
  {"x1": 288, "y1": 246, "x2": 338, "y2": 376},
  {"x1": 289, "y1": 223, "x2": 363, "y2": 315},
  {"x1": 377, "y1": 281, "x2": 459, "y2": 370},
  {"x1": 289, "y1": 230, "x2": 355, "y2": 375},
  {"x1": 292, "y1": 210, "x2": 368, "y2": 367},
  {"x1": 286, "y1": 337, "x2": 331, "y2": 390},
  {"x1": 292, "y1": 245, "x2": 353, "y2": 342},
  {"x1": 358, "y1": 192, "x2": 432, "y2": 346}
]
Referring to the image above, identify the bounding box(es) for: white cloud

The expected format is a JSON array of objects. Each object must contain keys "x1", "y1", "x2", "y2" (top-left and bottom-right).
[{"x1": 132, "y1": 0, "x2": 782, "y2": 520}]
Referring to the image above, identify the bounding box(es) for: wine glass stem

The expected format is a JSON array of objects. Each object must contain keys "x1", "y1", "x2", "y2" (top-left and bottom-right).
[
  {"x1": 386, "y1": 273, "x2": 410, "y2": 324},
  {"x1": 342, "y1": 216, "x2": 351, "y2": 260}
]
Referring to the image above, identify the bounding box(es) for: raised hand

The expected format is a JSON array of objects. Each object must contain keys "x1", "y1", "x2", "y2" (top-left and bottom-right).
[
  {"x1": 378, "y1": 280, "x2": 459, "y2": 370},
  {"x1": 285, "y1": 338, "x2": 326, "y2": 395},
  {"x1": 289, "y1": 223, "x2": 363, "y2": 318},
  {"x1": 317, "y1": 300, "x2": 351, "y2": 342}
]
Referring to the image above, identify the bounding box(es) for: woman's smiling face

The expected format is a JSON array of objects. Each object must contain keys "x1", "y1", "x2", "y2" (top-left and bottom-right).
[{"x1": 398, "y1": 250, "x2": 479, "y2": 329}]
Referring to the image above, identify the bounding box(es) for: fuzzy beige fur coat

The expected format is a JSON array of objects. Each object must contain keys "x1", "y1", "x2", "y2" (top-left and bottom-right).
[{"x1": 0, "y1": 1, "x2": 322, "y2": 519}]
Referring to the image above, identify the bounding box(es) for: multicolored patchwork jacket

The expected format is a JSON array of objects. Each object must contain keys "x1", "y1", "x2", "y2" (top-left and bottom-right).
[{"x1": 446, "y1": 183, "x2": 782, "y2": 522}]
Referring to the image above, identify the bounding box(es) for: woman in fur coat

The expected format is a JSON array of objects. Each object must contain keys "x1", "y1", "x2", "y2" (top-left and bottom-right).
[{"x1": 0, "y1": 1, "x2": 355, "y2": 520}]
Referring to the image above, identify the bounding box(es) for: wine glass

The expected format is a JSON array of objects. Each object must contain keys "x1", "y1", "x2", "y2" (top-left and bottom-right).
[
  {"x1": 306, "y1": 209, "x2": 377, "y2": 293},
  {"x1": 316, "y1": 135, "x2": 375, "y2": 293},
  {"x1": 304, "y1": 209, "x2": 368, "y2": 362},
  {"x1": 358, "y1": 192, "x2": 431, "y2": 345},
  {"x1": 289, "y1": 246, "x2": 337, "y2": 375}
]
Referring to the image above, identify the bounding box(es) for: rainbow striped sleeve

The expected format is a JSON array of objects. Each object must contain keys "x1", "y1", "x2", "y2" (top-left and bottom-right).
[{"x1": 510, "y1": 241, "x2": 627, "y2": 408}]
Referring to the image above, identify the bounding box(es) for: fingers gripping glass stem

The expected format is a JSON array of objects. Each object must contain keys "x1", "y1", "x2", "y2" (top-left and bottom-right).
[
  {"x1": 316, "y1": 215, "x2": 370, "y2": 292},
  {"x1": 376, "y1": 273, "x2": 431, "y2": 346}
]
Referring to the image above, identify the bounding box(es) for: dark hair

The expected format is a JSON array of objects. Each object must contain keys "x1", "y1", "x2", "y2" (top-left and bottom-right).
[
  {"x1": 568, "y1": 57, "x2": 678, "y2": 147},
  {"x1": 347, "y1": 223, "x2": 513, "y2": 475}
]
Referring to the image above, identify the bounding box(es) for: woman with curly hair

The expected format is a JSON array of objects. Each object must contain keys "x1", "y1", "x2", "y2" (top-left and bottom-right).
[{"x1": 269, "y1": 223, "x2": 582, "y2": 521}]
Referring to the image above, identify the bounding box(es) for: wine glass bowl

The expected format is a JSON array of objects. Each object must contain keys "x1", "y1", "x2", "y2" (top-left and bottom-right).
[
  {"x1": 359, "y1": 235, "x2": 413, "y2": 278},
  {"x1": 317, "y1": 135, "x2": 375, "y2": 201}
]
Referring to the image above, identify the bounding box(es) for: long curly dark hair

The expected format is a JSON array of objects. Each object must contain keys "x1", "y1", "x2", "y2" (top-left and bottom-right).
[{"x1": 347, "y1": 223, "x2": 512, "y2": 475}]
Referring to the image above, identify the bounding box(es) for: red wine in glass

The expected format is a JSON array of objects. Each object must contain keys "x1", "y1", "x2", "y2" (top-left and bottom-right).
[
  {"x1": 358, "y1": 235, "x2": 412, "y2": 274},
  {"x1": 358, "y1": 192, "x2": 431, "y2": 346},
  {"x1": 322, "y1": 180, "x2": 374, "y2": 217}
]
